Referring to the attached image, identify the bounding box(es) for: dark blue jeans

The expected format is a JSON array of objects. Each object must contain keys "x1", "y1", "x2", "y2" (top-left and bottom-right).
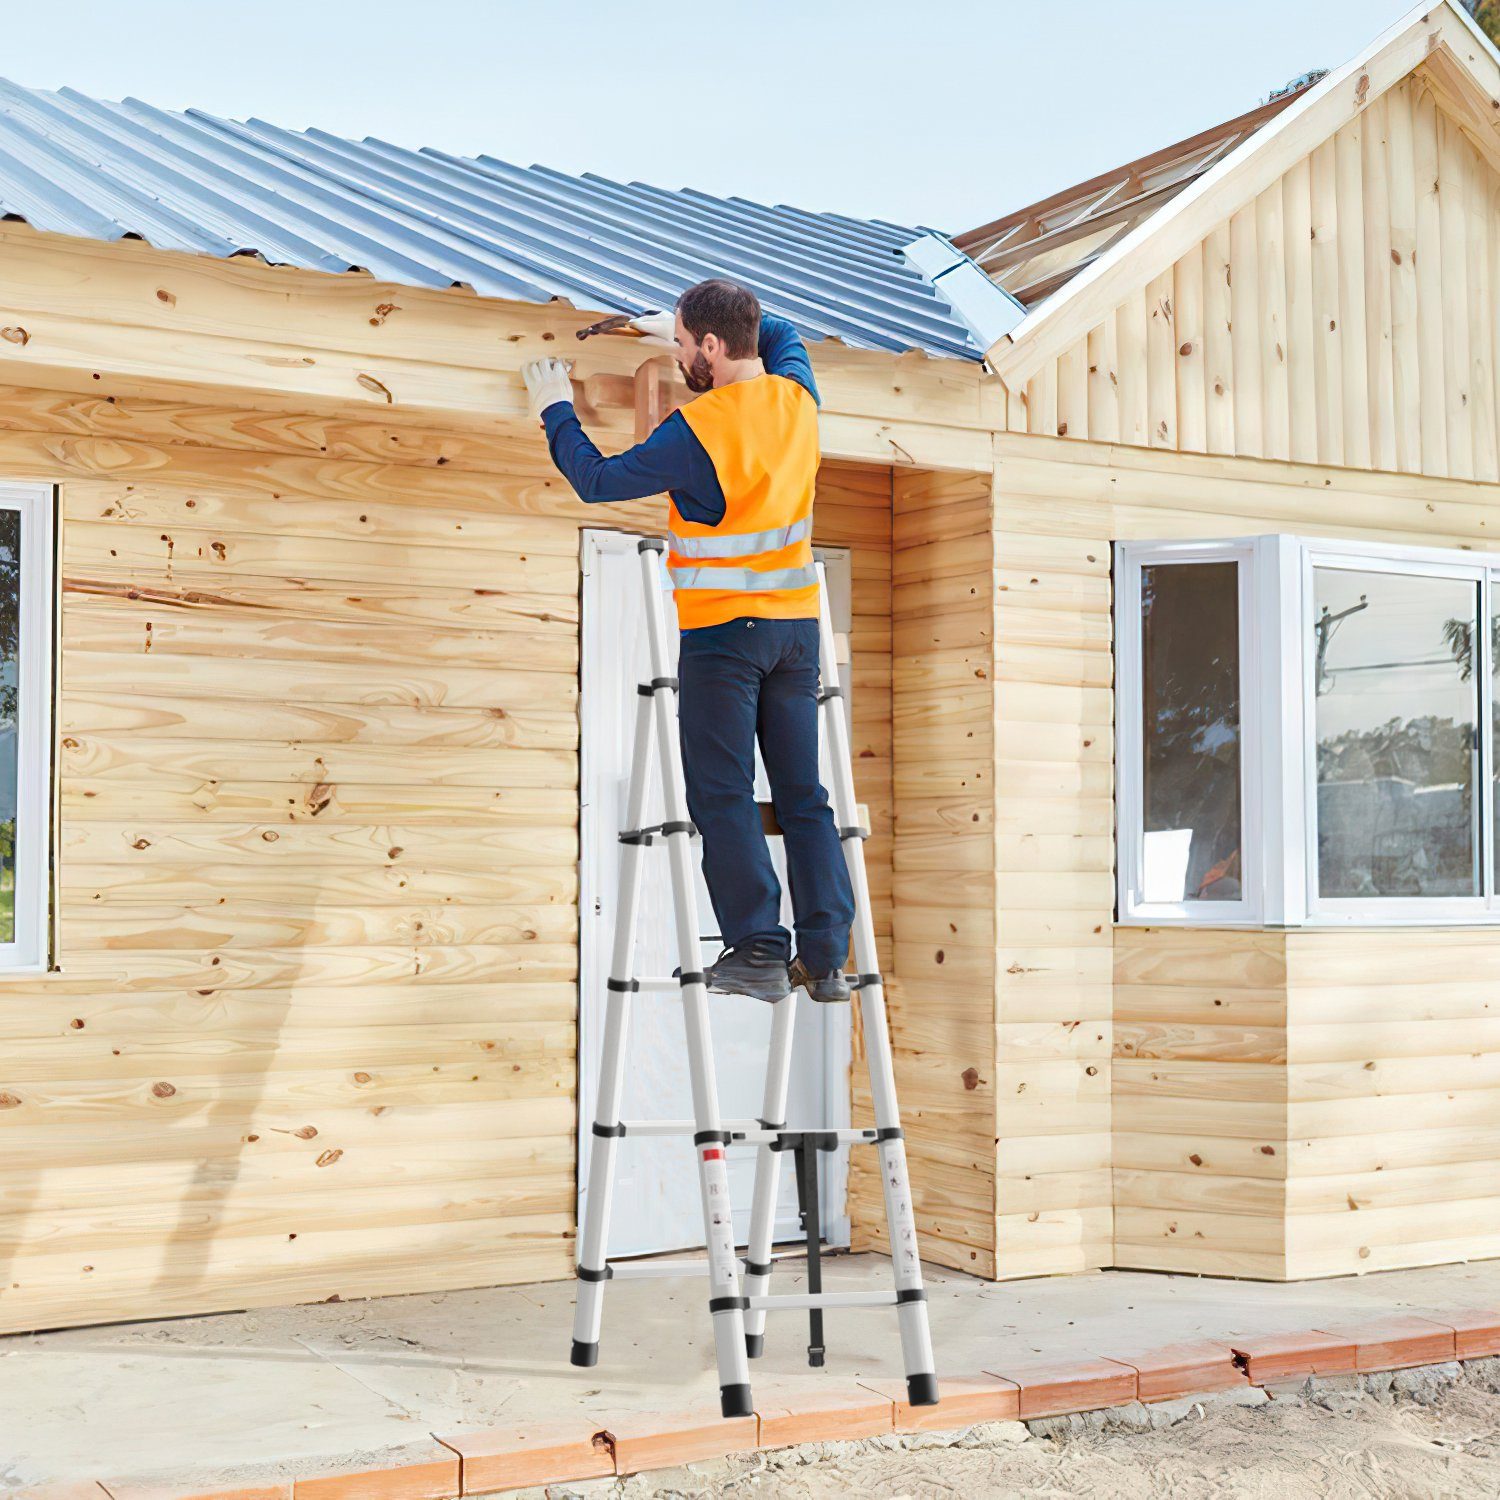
[{"x1": 678, "y1": 617, "x2": 855, "y2": 974}]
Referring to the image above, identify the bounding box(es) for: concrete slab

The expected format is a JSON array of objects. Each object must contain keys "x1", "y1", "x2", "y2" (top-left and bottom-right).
[{"x1": 4, "y1": 1253, "x2": 1500, "y2": 1493}]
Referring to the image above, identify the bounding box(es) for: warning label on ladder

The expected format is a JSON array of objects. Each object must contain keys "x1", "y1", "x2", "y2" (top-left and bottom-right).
[
  {"x1": 883, "y1": 1146, "x2": 921, "y2": 1281},
  {"x1": 701, "y1": 1147, "x2": 738, "y2": 1291}
]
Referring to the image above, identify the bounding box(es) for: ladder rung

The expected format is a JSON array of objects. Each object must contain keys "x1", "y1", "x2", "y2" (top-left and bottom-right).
[
  {"x1": 634, "y1": 978, "x2": 686, "y2": 993},
  {"x1": 618, "y1": 819, "x2": 697, "y2": 846},
  {"x1": 748, "y1": 1291, "x2": 899, "y2": 1312},
  {"x1": 731, "y1": 1128, "x2": 880, "y2": 1148},
  {"x1": 607, "y1": 1259, "x2": 711, "y2": 1279},
  {"x1": 615, "y1": 1118, "x2": 762, "y2": 1138},
  {"x1": 604, "y1": 1121, "x2": 879, "y2": 1144},
  {"x1": 605, "y1": 1248, "x2": 804, "y2": 1280},
  {"x1": 759, "y1": 801, "x2": 869, "y2": 838}
]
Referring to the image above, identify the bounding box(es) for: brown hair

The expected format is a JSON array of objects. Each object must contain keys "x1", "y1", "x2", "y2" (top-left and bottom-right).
[{"x1": 676, "y1": 278, "x2": 761, "y2": 360}]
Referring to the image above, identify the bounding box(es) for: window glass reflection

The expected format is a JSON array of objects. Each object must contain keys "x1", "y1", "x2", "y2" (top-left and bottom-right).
[
  {"x1": 1141, "y1": 562, "x2": 1242, "y2": 903},
  {"x1": 1314, "y1": 567, "x2": 1480, "y2": 899}
]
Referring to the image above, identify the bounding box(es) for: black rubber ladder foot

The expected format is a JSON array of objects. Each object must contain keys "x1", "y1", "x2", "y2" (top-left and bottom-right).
[
  {"x1": 570, "y1": 1339, "x2": 599, "y2": 1368},
  {"x1": 907, "y1": 1372, "x2": 940, "y2": 1407},
  {"x1": 745, "y1": 1332, "x2": 765, "y2": 1359},
  {"x1": 808, "y1": 1345, "x2": 826, "y2": 1369},
  {"x1": 720, "y1": 1382, "x2": 754, "y2": 1419}
]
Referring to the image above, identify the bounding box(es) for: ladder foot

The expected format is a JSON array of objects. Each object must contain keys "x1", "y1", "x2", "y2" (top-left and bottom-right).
[
  {"x1": 745, "y1": 1332, "x2": 764, "y2": 1359},
  {"x1": 720, "y1": 1383, "x2": 754, "y2": 1419},
  {"x1": 906, "y1": 1372, "x2": 940, "y2": 1407},
  {"x1": 570, "y1": 1339, "x2": 599, "y2": 1368},
  {"x1": 808, "y1": 1345, "x2": 825, "y2": 1369}
]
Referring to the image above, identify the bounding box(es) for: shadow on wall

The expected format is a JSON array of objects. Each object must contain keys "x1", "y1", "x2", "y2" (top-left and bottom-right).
[{"x1": 0, "y1": 450, "x2": 581, "y2": 1332}]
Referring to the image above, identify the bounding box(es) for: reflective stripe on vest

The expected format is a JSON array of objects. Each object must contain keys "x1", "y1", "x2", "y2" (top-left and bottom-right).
[
  {"x1": 670, "y1": 374, "x2": 820, "y2": 627},
  {"x1": 667, "y1": 563, "x2": 819, "y2": 592},
  {"x1": 667, "y1": 516, "x2": 812, "y2": 560}
]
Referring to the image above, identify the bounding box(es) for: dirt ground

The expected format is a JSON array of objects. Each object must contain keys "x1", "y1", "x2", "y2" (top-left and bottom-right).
[{"x1": 555, "y1": 1359, "x2": 1500, "y2": 1500}]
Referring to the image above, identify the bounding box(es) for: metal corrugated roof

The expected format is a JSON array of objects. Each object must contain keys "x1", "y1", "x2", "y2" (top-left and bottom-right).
[{"x1": 0, "y1": 78, "x2": 984, "y2": 361}]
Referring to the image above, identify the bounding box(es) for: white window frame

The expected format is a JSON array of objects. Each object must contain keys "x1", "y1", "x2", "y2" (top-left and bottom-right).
[
  {"x1": 1115, "y1": 538, "x2": 1265, "y2": 925},
  {"x1": 1116, "y1": 532, "x2": 1500, "y2": 928},
  {"x1": 0, "y1": 482, "x2": 54, "y2": 971},
  {"x1": 1301, "y1": 536, "x2": 1492, "y2": 925}
]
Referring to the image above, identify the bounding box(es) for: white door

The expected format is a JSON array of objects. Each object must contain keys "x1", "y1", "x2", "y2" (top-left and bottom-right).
[{"x1": 579, "y1": 529, "x2": 853, "y2": 1257}]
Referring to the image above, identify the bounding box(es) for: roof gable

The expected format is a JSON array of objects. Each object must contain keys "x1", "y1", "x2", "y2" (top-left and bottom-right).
[
  {"x1": 988, "y1": 0, "x2": 1500, "y2": 390},
  {"x1": 1000, "y1": 57, "x2": 1500, "y2": 483}
]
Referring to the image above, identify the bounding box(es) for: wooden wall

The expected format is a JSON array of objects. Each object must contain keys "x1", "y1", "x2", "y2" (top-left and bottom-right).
[
  {"x1": 995, "y1": 430, "x2": 1500, "y2": 1278},
  {"x1": 824, "y1": 461, "x2": 898, "y2": 1258},
  {"x1": 0, "y1": 372, "x2": 907, "y2": 1334},
  {"x1": 1009, "y1": 74, "x2": 1500, "y2": 485},
  {"x1": 1114, "y1": 927, "x2": 1289, "y2": 1278},
  {"x1": 992, "y1": 458, "x2": 1114, "y2": 1277},
  {"x1": 1285, "y1": 929, "x2": 1500, "y2": 1278},
  {"x1": 1114, "y1": 925, "x2": 1500, "y2": 1280},
  {"x1": 0, "y1": 388, "x2": 577, "y2": 1332},
  {"x1": 864, "y1": 467, "x2": 998, "y2": 1277}
]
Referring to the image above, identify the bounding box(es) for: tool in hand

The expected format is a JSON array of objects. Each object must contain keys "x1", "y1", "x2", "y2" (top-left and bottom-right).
[
  {"x1": 576, "y1": 314, "x2": 637, "y2": 341},
  {"x1": 576, "y1": 310, "x2": 677, "y2": 348}
]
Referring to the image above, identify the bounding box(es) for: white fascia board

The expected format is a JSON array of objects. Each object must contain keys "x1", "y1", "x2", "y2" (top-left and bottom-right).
[{"x1": 1449, "y1": 0, "x2": 1500, "y2": 67}]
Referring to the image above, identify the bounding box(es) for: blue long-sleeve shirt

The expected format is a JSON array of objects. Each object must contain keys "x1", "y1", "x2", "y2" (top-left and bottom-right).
[{"x1": 540, "y1": 312, "x2": 820, "y2": 524}]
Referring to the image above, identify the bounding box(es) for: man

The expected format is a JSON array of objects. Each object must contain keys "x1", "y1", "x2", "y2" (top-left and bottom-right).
[{"x1": 521, "y1": 278, "x2": 854, "y2": 1004}]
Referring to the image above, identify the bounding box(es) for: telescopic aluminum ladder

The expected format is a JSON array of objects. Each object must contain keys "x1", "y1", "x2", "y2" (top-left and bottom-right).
[{"x1": 570, "y1": 538, "x2": 938, "y2": 1420}]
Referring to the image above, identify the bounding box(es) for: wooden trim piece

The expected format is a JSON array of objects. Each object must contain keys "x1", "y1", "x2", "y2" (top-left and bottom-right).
[{"x1": 0, "y1": 226, "x2": 996, "y2": 473}]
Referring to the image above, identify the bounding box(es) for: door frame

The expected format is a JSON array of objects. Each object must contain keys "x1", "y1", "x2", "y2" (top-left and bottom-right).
[{"x1": 577, "y1": 527, "x2": 854, "y2": 1248}]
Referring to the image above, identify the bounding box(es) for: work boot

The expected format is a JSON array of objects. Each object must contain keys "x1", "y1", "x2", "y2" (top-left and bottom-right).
[
  {"x1": 788, "y1": 957, "x2": 852, "y2": 1004},
  {"x1": 706, "y1": 941, "x2": 792, "y2": 1002}
]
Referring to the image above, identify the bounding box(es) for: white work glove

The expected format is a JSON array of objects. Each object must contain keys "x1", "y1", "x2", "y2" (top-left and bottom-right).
[
  {"x1": 521, "y1": 357, "x2": 574, "y2": 422},
  {"x1": 629, "y1": 310, "x2": 678, "y2": 349}
]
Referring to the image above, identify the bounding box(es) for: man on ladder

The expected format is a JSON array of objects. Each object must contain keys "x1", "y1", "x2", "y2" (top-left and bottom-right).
[
  {"x1": 521, "y1": 283, "x2": 936, "y2": 1418},
  {"x1": 522, "y1": 279, "x2": 855, "y2": 1004}
]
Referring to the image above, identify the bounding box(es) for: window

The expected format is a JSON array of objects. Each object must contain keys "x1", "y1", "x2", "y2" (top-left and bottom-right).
[
  {"x1": 1141, "y1": 561, "x2": 1243, "y2": 904},
  {"x1": 1311, "y1": 566, "x2": 1480, "y2": 902},
  {"x1": 1116, "y1": 535, "x2": 1500, "y2": 926},
  {"x1": 0, "y1": 484, "x2": 55, "y2": 969},
  {"x1": 1117, "y1": 543, "x2": 1259, "y2": 922}
]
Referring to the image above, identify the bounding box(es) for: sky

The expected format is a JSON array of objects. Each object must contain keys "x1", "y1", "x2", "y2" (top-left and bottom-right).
[{"x1": 2, "y1": 0, "x2": 1419, "y2": 234}]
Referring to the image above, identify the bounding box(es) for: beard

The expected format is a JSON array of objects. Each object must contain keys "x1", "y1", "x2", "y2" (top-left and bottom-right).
[{"x1": 679, "y1": 350, "x2": 714, "y2": 394}]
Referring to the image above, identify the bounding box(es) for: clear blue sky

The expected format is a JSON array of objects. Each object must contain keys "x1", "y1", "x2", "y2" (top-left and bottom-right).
[{"x1": 5, "y1": 0, "x2": 1414, "y2": 233}]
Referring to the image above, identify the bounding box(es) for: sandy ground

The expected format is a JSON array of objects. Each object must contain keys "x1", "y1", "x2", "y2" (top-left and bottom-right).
[
  {"x1": 9, "y1": 1258, "x2": 1500, "y2": 1491},
  {"x1": 564, "y1": 1360, "x2": 1500, "y2": 1500}
]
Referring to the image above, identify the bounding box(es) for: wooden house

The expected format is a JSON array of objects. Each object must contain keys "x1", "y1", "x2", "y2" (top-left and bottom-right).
[{"x1": 2, "y1": 0, "x2": 1499, "y2": 1339}]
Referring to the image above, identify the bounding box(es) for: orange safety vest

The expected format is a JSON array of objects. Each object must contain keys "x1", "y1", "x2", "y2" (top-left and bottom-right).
[{"x1": 667, "y1": 373, "x2": 820, "y2": 630}]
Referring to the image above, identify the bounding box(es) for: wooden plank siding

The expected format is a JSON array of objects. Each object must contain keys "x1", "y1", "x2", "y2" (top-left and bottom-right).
[
  {"x1": 996, "y1": 431, "x2": 1500, "y2": 1278},
  {"x1": 993, "y1": 444, "x2": 1113, "y2": 1277},
  {"x1": 0, "y1": 372, "x2": 917, "y2": 1333},
  {"x1": 852, "y1": 467, "x2": 999, "y2": 1278},
  {"x1": 1114, "y1": 927, "x2": 1290, "y2": 1279},
  {"x1": 1285, "y1": 929, "x2": 1500, "y2": 1278},
  {"x1": 1010, "y1": 76, "x2": 1500, "y2": 485},
  {"x1": 1116, "y1": 925, "x2": 1500, "y2": 1280}
]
